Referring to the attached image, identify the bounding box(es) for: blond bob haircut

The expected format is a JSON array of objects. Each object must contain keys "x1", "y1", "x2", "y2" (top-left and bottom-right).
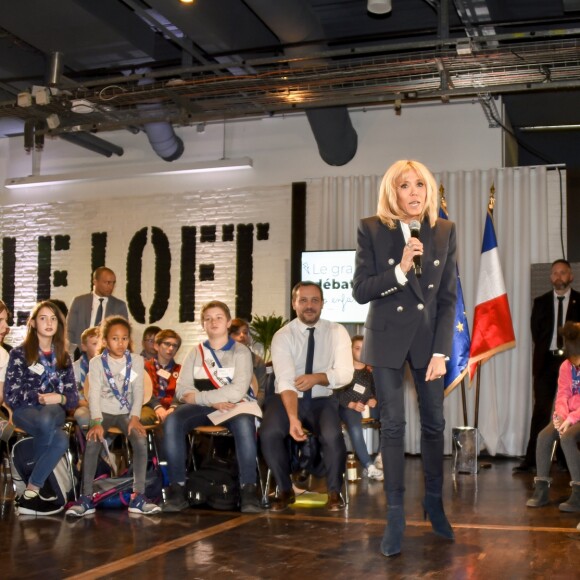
[{"x1": 376, "y1": 160, "x2": 439, "y2": 229}]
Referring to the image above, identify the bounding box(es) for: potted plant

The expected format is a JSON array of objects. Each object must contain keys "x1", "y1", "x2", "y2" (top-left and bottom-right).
[{"x1": 249, "y1": 313, "x2": 288, "y2": 363}]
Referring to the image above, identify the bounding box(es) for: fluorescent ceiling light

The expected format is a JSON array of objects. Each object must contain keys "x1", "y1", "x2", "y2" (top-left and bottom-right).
[{"x1": 4, "y1": 157, "x2": 253, "y2": 189}]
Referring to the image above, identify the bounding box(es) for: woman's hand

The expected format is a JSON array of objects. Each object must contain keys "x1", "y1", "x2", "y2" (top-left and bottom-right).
[
  {"x1": 426, "y1": 356, "x2": 446, "y2": 382},
  {"x1": 211, "y1": 401, "x2": 236, "y2": 411},
  {"x1": 400, "y1": 237, "x2": 424, "y2": 274},
  {"x1": 553, "y1": 414, "x2": 562, "y2": 429},
  {"x1": 368, "y1": 398, "x2": 378, "y2": 408},
  {"x1": 38, "y1": 393, "x2": 63, "y2": 406}
]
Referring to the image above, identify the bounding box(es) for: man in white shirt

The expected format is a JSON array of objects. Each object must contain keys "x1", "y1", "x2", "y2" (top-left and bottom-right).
[
  {"x1": 261, "y1": 281, "x2": 354, "y2": 511},
  {"x1": 67, "y1": 267, "x2": 129, "y2": 354}
]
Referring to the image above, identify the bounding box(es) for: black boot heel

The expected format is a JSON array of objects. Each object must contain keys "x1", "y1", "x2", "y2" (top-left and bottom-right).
[{"x1": 422, "y1": 495, "x2": 454, "y2": 541}]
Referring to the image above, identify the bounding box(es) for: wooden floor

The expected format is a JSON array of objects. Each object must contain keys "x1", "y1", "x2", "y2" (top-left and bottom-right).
[{"x1": 1, "y1": 456, "x2": 579, "y2": 579}]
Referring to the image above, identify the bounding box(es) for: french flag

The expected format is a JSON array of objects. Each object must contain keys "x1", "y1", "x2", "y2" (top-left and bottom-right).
[{"x1": 468, "y1": 210, "x2": 516, "y2": 380}]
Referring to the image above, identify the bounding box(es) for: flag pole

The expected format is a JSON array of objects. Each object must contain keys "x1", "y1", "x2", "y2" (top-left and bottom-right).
[
  {"x1": 439, "y1": 183, "x2": 469, "y2": 420},
  {"x1": 474, "y1": 185, "x2": 495, "y2": 431},
  {"x1": 460, "y1": 378, "x2": 468, "y2": 426},
  {"x1": 474, "y1": 362, "x2": 481, "y2": 429}
]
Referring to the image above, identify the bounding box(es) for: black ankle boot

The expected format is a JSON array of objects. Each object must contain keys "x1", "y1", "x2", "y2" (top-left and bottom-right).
[
  {"x1": 381, "y1": 504, "x2": 406, "y2": 557},
  {"x1": 423, "y1": 494, "x2": 454, "y2": 541}
]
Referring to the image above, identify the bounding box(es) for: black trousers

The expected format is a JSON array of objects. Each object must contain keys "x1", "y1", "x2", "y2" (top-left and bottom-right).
[
  {"x1": 260, "y1": 395, "x2": 346, "y2": 493},
  {"x1": 524, "y1": 353, "x2": 564, "y2": 466}
]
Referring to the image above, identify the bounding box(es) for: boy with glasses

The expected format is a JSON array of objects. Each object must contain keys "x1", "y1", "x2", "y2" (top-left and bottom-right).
[{"x1": 144, "y1": 329, "x2": 182, "y2": 423}]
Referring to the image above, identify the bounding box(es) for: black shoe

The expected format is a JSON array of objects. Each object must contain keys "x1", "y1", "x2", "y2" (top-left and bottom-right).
[
  {"x1": 326, "y1": 491, "x2": 346, "y2": 512},
  {"x1": 512, "y1": 462, "x2": 534, "y2": 474},
  {"x1": 270, "y1": 489, "x2": 296, "y2": 512},
  {"x1": 240, "y1": 484, "x2": 262, "y2": 514},
  {"x1": 381, "y1": 505, "x2": 406, "y2": 557},
  {"x1": 17, "y1": 493, "x2": 63, "y2": 516},
  {"x1": 162, "y1": 483, "x2": 189, "y2": 513}
]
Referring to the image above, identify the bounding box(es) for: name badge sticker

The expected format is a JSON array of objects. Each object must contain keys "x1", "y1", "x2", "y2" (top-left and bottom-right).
[
  {"x1": 28, "y1": 363, "x2": 45, "y2": 375},
  {"x1": 353, "y1": 383, "x2": 366, "y2": 395},
  {"x1": 157, "y1": 369, "x2": 171, "y2": 380}
]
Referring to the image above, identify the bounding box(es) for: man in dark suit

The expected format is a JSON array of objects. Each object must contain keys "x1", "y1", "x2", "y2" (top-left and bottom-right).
[
  {"x1": 514, "y1": 259, "x2": 580, "y2": 472},
  {"x1": 67, "y1": 267, "x2": 129, "y2": 353}
]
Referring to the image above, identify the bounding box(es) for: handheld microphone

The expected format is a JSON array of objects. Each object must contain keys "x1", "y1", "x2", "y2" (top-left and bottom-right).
[{"x1": 409, "y1": 220, "x2": 422, "y2": 277}]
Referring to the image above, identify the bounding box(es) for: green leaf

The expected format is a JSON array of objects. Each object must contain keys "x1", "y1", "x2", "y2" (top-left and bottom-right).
[{"x1": 249, "y1": 313, "x2": 288, "y2": 362}]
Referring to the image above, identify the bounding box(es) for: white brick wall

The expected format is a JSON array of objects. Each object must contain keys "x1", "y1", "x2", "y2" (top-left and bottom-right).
[{"x1": 0, "y1": 184, "x2": 292, "y2": 360}]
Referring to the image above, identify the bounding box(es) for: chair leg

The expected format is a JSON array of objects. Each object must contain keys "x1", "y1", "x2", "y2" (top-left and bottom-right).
[{"x1": 262, "y1": 467, "x2": 273, "y2": 508}]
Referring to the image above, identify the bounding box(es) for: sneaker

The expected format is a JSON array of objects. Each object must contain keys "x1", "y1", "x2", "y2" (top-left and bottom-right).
[
  {"x1": 240, "y1": 483, "x2": 262, "y2": 514},
  {"x1": 365, "y1": 464, "x2": 384, "y2": 481},
  {"x1": 162, "y1": 483, "x2": 189, "y2": 513},
  {"x1": 65, "y1": 494, "x2": 96, "y2": 517},
  {"x1": 129, "y1": 493, "x2": 161, "y2": 515},
  {"x1": 374, "y1": 454, "x2": 383, "y2": 471},
  {"x1": 17, "y1": 492, "x2": 64, "y2": 516}
]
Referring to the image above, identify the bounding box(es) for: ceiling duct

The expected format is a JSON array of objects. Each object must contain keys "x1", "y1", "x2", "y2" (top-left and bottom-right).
[
  {"x1": 244, "y1": 0, "x2": 358, "y2": 166},
  {"x1": 135, "y1": 70, "x2": 184, "y2": 162}
]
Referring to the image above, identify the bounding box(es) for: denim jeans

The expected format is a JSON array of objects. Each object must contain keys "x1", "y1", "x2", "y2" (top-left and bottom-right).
[
  {"x1": 339, "y1": 405, "x2": 379, "y2": 468},
  {"x1": 163, "y1": 404, "x2": 258, "y2": 485},
  {"x1": 372, "y1": 364, "x2": 445, "y2": 496},
  {"x1": 13, "y1": 404, "x2": 68, "y2": 489}
]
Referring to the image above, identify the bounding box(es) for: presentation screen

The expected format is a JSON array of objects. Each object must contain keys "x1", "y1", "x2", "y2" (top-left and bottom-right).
[{"x1": 301, "y1": 250, "x2": 369, "y2": 324}]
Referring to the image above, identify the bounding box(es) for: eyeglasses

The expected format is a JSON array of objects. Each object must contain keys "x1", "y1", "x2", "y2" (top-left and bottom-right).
[
  {"x1": 161, "y1": 341, "x2": 179, "y2": 349},
  {"x1": 144, "y1": 338, "x2": 156, "y2": 343}
]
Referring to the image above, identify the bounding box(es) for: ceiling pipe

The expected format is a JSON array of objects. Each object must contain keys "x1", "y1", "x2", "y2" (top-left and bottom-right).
[
  {"x1": 243, "y1": 0, "x2": 358, "y2": 166},
  {"x1": 135, "y1": 69, "x2": 184, "y2": 162},
  {"x1": 60, "y1": 133, "x2": 124, "y2": 157}
]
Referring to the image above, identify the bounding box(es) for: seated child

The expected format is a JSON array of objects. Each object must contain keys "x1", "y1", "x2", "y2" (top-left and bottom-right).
[
  {"x1": 72, "y1": 326, "x2": 101, "y2": 429},
  {"x1": 162, "y1": 301, "x2": 261, "y2": 514},
  {"x1": 334, "y1": 335, "x2": 383, "y2": 481},
  {"x1": 527, "y1": 321, "x2": 580, "y2": 512},
  {"x1": 66, "y1": 316, "x2": 160, "y2": 517},
  {"x1": 143, "y1": 329, "x2": 182, "y2": 423}
]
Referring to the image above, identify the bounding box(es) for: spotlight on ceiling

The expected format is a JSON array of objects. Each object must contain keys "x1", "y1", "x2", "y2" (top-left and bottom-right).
[{"x1": 367, "y1": 0, "x2": 392, "y2": 15}]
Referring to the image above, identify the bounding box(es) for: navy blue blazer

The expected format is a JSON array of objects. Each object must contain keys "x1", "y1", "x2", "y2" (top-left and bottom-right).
[{"x1": 352, "y1": 216, "x2": 457, "y2": 369}]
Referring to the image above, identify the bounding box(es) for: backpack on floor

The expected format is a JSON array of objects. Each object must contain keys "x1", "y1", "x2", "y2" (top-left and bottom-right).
[
  {"x1": 10, "y1": 436, "x2": 74, "y2": 506},
  {"x1": 91, "y1": 457, "x2": 164, "y2": 509},
  {"x1": 186, "y1": 456, "x2": 240, "y2": 511}
]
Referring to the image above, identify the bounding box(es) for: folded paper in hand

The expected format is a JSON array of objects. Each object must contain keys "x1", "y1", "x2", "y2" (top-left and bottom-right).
[{"x1": 208, "y1": 400, "x2": 262, "y2": 425}]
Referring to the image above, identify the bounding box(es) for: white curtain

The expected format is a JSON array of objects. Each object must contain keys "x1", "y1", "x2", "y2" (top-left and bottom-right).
[{"x1": 306, "y1": 167, "x2": 552, "y2": 455}]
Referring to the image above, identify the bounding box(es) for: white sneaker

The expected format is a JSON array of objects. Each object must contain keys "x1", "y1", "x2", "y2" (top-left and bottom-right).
[
  {"x1": 374, "y1": 454, "x2": 383, "y2": 471},
  {"x1": 366, "y1": 464, "x2": 384, "y2": 481}
]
